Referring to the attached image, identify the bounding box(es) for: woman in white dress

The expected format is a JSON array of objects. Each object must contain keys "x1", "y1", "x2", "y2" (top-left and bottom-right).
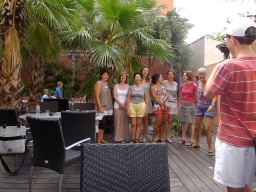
[{"x1": 113, "y1": 73, "x2": 131, "y2": 143}]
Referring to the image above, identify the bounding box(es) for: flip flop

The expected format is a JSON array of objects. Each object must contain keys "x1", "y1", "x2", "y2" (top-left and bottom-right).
[
  {"x1": 192, "y1": 144, "x2": 200, "y2": 148},
  {"x1": 165, "y1": 138, "x2": 173, "y2": 143},
  {"x1": 179, "y1": 139, "x2": 185, "y2": 144},
  {"x1": 208, "y1": 151, "x2": 214, "y2": 156},
  {"x1": 187, "y1": 141, "x2": 194, "y2": 148}
]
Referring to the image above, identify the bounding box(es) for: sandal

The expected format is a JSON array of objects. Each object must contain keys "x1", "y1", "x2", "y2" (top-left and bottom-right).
[
  {"x1": 134, "y1": 139, "x2": 139, "y2": 143},
  {"x1": 191, "y1": 144, "x2": 200, "y2": 148},
  {"x1": 130, "y1": 140, "x2": 134, "y2": 143},
  {"x1": 141, "y1": 138, "x2": 146, "y2": 143},
  {"x1": 208, "y1": 151, "x2": 214, "y2": 156},
  {"x1": 157, "y1": 139, "x2": 162, "y2": 143},
  {"x1": 165, "y1": 138, "x2": 173, "y2": 143},
  {"x1": 179, "y1": 139, "x2": 185, "y2": 144},
  {"x1": 187, "y1": 141, "x2": 194, "y2": 147},
  {"x1": 115, "y1": 141, "x2": 124, "y2": 144}
]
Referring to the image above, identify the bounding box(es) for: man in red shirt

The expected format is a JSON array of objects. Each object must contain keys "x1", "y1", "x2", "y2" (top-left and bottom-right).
[{"x1": 204, "y1": 17, "x2": 256, "y2": 192}]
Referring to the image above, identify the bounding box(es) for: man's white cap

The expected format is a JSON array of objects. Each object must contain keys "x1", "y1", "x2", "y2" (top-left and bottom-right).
[{"x1": 221, "y1": 17, "x2": 256, "y2": 36}]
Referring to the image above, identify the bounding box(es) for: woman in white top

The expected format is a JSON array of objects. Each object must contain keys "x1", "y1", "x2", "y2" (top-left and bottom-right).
[
  {"x1": 113, "y1": 73, "x2": 131, "y2": 143},
  {"x1": 162, "y1": 69, "x2": 178, "y2": 143}
]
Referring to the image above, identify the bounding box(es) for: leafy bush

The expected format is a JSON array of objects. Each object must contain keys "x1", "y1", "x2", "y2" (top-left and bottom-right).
[{"x1": 150, "y1": 114, "x2": 208, "y2": 137}]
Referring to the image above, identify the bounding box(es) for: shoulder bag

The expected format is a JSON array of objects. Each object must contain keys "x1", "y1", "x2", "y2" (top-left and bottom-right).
[{"x1": 0, "y1": 109, "x2": 28, "y2": 173}]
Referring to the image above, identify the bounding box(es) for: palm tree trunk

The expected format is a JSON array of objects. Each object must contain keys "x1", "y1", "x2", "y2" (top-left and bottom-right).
[
  {"x1": 0, "y1": 28, "x2": 24, "y2": 111},
  {"x1": 0, "y1": 0, "x2": 27, "y2": 111},
  {"x1": 23, "y1": 54, "x2": 46, "y2": 111}
]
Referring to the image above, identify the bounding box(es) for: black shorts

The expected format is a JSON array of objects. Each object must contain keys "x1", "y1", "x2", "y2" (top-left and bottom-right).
[{"x1": 99, "y1": 116, "x2": 107, "y2": 131}]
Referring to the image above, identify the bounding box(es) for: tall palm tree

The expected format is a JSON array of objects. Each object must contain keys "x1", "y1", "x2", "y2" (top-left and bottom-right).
[
  {"x1": 63, "y1": 0, "x2": 173, "y2": 100},
  {"x1": 0, "y1": 0, "x2": 27, "y2": 110},
  {"x1": 21, "y1": 0, "x2": 79, "y2": 110},
  {"x1": 0, "y1": 0, "x2": 81, "y2": 110}
]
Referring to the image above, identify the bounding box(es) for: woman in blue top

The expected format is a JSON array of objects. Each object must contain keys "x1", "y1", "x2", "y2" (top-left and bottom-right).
[{"x1": 192, "y1": 68, "x2": 218, "y2": 156}]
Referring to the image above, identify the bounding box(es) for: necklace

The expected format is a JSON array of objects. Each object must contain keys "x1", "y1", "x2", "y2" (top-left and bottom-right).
[
  {"x1": 100, "y1": 81, "x2": 108, "y2": 88},
  {"x1": 134, "y1": 84, "x2": 141, "y2": 90}
]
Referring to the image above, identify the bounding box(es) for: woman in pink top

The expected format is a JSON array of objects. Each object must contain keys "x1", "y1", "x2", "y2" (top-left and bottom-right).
[{"x1": 177, "y1": 70, "x2": 198, "y2": 147}]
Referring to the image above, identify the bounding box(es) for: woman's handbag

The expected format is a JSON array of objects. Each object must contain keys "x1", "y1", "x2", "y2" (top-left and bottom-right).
[
  {"x1": 0, "y1": 109, "x2": 28, "y2": 173},
  {"x1": 0, "y1": 124, "x2": 26, "y2": 154}
]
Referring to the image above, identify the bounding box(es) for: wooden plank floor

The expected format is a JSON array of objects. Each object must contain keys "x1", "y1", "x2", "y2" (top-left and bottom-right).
[{"x1": 0, "y1": 131, "x2": 255, "y2": 192}]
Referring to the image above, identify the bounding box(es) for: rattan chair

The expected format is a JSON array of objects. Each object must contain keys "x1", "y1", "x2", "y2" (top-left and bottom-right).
[
  {"x1": 73, "y1": 103, "x2": 94, "y2": 111},
  {"x1": 80, "y1": 143, "x2": 170, "y2": 192},
  {"x1": 0, "y1": 109, "x2": 20, "y2": 126},
  {"x1": 39, "y1": 101, "x2": 58, "y2": 112},
  {"x1": 27, "y1": 117, "x2": 91, "y2": 192},
  {"x1": 61, "y1": 111, "x2": 96, "y2": 144}
]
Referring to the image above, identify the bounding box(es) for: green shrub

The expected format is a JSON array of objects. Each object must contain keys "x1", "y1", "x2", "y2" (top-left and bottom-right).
[{"x1": 150, "y1": 114, "x2": 208, "y2": 137}]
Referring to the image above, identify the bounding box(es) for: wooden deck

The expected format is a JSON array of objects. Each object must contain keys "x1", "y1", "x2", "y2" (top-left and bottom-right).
[{"x1": 0, "y1": 132, "x2": 255, "y2": 192}]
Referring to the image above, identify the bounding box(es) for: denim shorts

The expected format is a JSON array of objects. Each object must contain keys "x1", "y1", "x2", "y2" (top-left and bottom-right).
[{"x1": 196, "y1": 106, "x2": 215, "y2": 118}]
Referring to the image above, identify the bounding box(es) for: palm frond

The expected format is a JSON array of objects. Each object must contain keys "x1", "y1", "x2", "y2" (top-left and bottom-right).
[
  {"x1": 89, "y1": 40, "x2": 125, "y2": 67},
  {"x1": 60, "y1": 27, "x2": 92, "y2": 49},
  {"x1": 128, "y1": 56, "x2": 143, "y2": 75},
  {"x1": 79, "y1": 66, "x2": 99, "y2": 101},
  {"x1": 96, "y1": 0, "x2": 143, "y2": 32},
  {"x1": 27, "y1": 0, "x2": 78, "y2": 31},
  {"x1": 129, "y1": 29, "x2": 173, "y2": 63},
  {"x1": 131, "y1": 0, "x2": 157, "y2": 10},
  {"x1": 27, "y1": 23, "x2": 61, "y2": 61},
  {"x1": 75, "y1": 0, "x2": 95, "y2": 18}
]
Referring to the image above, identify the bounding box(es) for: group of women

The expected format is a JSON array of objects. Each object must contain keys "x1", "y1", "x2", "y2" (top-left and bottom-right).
[{"x1": 94, "y1": 67, "x2": 218, "y2": 156}]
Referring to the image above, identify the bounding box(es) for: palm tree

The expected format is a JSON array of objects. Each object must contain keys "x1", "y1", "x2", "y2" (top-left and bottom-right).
[
  {"x1": 0, "y1": 0, "x2": 82, "y2": 110},
  {"x1": 63, "y1": 0, "x2": 173, "y2": 100},
  {"x1": 0, "y1": 0, "x2": 27, "y2": 110},
  {"x1": 21, "y1": 0, "x2": 79, "y2": 110}
]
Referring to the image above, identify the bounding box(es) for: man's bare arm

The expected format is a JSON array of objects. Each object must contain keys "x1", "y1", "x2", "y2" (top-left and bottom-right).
[{"x1": 204, "y1": 63, "x2": 222, "y2": 100}]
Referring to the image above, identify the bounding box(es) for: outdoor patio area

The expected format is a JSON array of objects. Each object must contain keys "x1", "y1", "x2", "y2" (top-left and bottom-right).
[{"x1": 0, "y1": 131, "x2": 255, "y2": 192}]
